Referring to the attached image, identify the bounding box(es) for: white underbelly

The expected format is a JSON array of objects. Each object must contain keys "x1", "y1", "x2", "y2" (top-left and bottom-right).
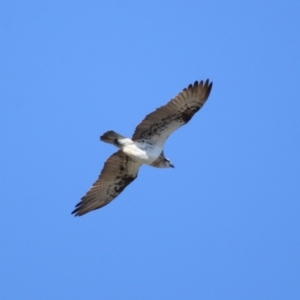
[{"x1": 122, "y1": 143, "x2": 162, "y2": 164}]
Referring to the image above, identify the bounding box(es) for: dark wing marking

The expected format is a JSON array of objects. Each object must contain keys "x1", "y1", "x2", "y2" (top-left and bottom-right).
[
  {"x1": 132, "y1": 80, "x2": 212, "y2": 143},
  {"x1": 72, "y1": 151, "x2": 141, "y2": 216}
]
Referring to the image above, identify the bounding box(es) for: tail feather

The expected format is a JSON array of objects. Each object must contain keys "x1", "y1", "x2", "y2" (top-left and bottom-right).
[{"x1": 100, "y1": 130, "x2": 125, "y2": 145}]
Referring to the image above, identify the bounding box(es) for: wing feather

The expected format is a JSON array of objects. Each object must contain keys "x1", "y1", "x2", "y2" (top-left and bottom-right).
[
  {"x1": 72, "y1": 151, "x2": 141, "y2": 216},
  {"x1": 132, "y1": 79, "x2": 212, "y2": 143}
]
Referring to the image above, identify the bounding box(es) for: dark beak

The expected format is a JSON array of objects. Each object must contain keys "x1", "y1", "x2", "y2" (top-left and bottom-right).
[{"x1": 170, "y1": 164, "x2": 175, "y2": 168}]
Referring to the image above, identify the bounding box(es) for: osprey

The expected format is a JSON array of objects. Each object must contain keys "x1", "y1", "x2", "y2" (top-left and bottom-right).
[{"x1": 72, "y1": 79, "x2": 213, "y2": 216}]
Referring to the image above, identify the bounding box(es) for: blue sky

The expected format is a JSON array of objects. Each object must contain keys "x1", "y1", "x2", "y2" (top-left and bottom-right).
[{"x1": 1, "y1": 1, "x2": 299, "y2": 299}]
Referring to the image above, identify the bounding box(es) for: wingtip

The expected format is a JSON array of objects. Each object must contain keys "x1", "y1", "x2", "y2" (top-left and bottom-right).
[
  {"x1": 206, "y1": 79, "x2": 213, "y2": 92},
  {"x1": 192, "y1": 79, "x2": 212, "y2": 88},
  {"x1": 191, "y1": 79, "x2": 213, "y2": 97},
  {"x1": 71, "y1": 208, "x2": 80, "y2": 217},
  {"x1": 206, "y1": 79, "x2": 213, "y2": 87},
  {"x1": 71, "y1": 210, "x2": 85, "y2": 217},
  {"x1": 71, "y1": 199, "x2": 84, "y2": 216}
]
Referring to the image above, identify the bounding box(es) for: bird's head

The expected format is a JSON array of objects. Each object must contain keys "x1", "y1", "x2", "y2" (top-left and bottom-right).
[
  {"x1": 150, "y1": 152, "x2": 175, "y2": 169},
  {"x1": 163, "y1": 158, "x2": 175, "y2": 168}
]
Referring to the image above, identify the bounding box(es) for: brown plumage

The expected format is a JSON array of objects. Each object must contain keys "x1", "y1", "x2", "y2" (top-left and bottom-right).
[
  {"x1": 72, "y1": 151, "x2": 141, "y2": 216},
  {"x1": 132, "y1": 79, "x2": 212, "y2": 142},
  {"x1": 72, "y1": 80, "x2": 212, "y2": 216}
]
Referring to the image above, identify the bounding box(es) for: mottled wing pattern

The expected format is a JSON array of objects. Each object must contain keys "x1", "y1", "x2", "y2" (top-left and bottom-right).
[
  {"x1": 132, "y1": 80, "x2": 212, "y2": 143},
  {"x1": 72, "y1": 151, "x2": 141, "y2": 216}
]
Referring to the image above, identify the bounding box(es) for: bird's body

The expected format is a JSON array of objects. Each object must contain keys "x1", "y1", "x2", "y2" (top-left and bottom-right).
[
  {"x1": 72, "y1": 79, "x2": 213, "y2": 216},
  {"x1": 123, "y1": 142, "x2": 162, "y2": 165},
  {"x1": 104, "y1": 135, "x2": 163, "y2": 165}
]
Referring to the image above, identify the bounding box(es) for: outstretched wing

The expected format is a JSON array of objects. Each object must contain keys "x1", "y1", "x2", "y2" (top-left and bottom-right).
[
  {"x1": 72, "y1": 151, "x2": 141, "y2": 216},
  {"x1": 132, "y1": 80, "x2": 212, "y2": 143}
]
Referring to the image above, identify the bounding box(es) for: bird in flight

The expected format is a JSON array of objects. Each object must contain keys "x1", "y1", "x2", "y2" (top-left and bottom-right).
[{"x1": 72, "y1": 79, "x2": 213, "y2": 216}]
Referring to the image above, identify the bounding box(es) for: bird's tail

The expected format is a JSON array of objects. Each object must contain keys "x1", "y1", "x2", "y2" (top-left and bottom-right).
[{"x1": 100, "y1": 130, "x2": 125, "y2": 146}]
